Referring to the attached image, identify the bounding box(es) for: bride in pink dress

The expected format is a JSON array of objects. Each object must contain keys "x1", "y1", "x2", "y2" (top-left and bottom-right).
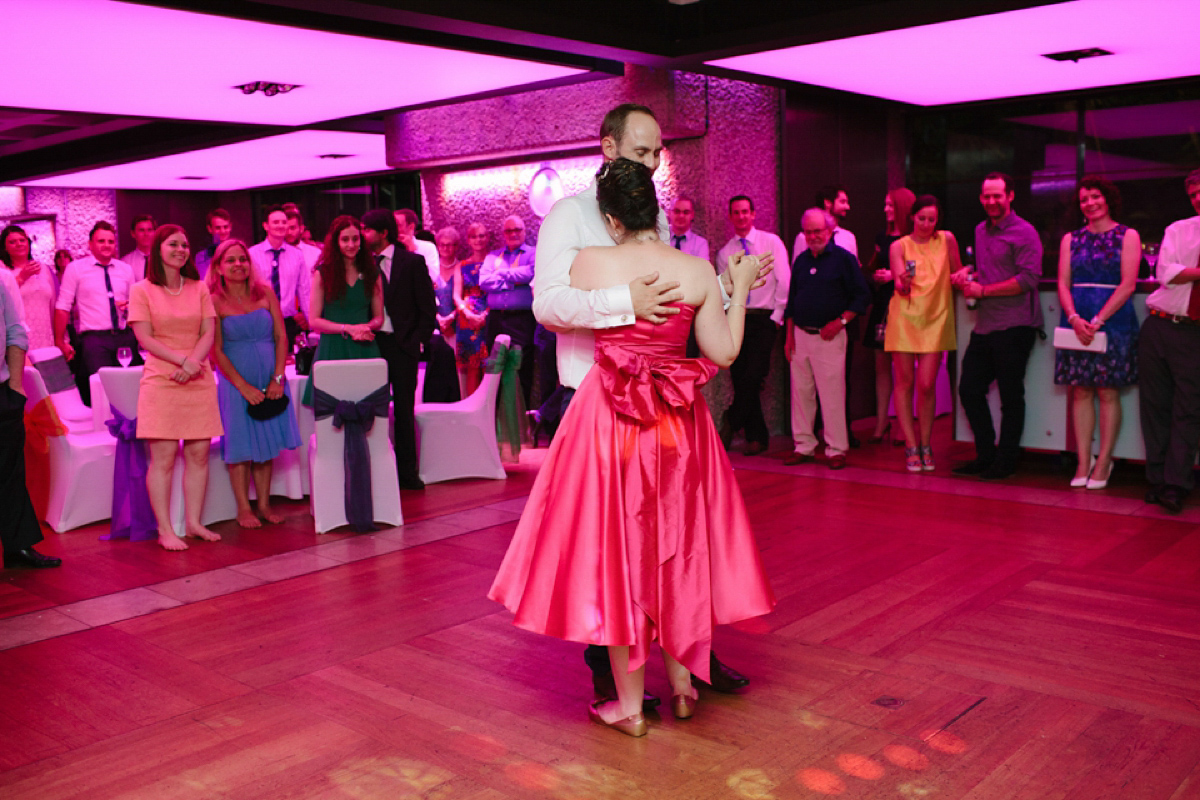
[{"x1": 489, "y1": 159, "x2": 775, "y2": 736}]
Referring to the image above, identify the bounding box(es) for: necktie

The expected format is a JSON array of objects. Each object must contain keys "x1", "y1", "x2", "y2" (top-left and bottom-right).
[
  {"x1": 269, "y1": 248, "x2": 282, "y2": 299},
  {"x1": 740, "y1": 237, "x2": 751, "y2": 255},
  {"x1": 1188, "y1": 281, "x2": 1200, "y2": 322},
  {"x1": 99, "y1": 263, "x2": 120, "y2": 330},
  {"x1": 673, "y1": 235, "x2": 684, "y2": 250},
  {"x1": 374, "y1": 253, "x2": 385, "y2": 277}
]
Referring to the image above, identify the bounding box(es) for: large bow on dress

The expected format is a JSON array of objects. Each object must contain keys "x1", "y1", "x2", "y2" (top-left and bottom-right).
[
  {"x1": 595, "y1": 344, "x2": 717, "y2": 425},
  {"x1": 484, "y1": 340, "x2": 524, "y2": 462},
  {"x1": 312, "y1": 383, "x2": 390, "y2": 532},
  {"x1": 102, "y1": 406, "x2": 158, "y2": 541}
]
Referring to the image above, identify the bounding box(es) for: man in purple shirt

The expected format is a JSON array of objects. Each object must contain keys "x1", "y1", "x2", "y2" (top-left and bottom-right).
[
  {"x1": 482, "y1": 215, "x2": 537, "y2": 405},
  {"x1": 951, "y1": 172, "x2": 1044, "y2": 480}
]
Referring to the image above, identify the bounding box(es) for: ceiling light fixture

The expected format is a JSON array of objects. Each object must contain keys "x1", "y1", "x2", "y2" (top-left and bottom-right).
[
  {"x1": 235, "y1": 81, "x2": 300, "y2": 97},
  {"x1": 178, "y1": 175, "x2": 208, "y2": 180},
  {"x1": 1042, "y1": 47, "x2": 1113, "y2": 63},
  {"x1": 318, "y1": 153, "x2": 353, "y2": 159}
]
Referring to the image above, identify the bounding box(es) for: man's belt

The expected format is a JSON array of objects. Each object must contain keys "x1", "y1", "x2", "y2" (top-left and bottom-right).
[{"x1": 1149, "y1": 307, "x2": 1200, "y2": 326}]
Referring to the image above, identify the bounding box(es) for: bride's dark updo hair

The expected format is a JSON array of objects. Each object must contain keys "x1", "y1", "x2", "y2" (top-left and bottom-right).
[{"x1": 596, "y1": 158, "x2": 659, "y2": 234}]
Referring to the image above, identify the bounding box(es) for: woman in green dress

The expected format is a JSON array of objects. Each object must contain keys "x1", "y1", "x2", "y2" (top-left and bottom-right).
[{"x1": 301, "y1": 215, "x2": 384, "y2": 405}]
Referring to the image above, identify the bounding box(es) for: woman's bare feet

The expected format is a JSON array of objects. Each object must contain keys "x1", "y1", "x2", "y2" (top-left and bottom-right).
[
  {"x1": 158, "y1": 531, "x2": 188, "y2": 551},
  {"x1": 256, "y1": 504, "x2": 284, "y2": 525},
  {"x1": 236, "y1": 509, "x2": 262, "y2": 528},
  {"x1": 185, "y1": 524, "x2": 221, "y2": 542}
]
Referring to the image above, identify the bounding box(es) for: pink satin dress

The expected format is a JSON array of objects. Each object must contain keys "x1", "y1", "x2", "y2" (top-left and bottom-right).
[{"x1": 489, "y1": 305, "x2": 775, "y2": 682}]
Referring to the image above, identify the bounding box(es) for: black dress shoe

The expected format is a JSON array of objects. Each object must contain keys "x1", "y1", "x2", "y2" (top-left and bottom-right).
[
  {"x1": 1159, "y1": 486, "x2": 1185, "y2": 514},
  {"x1": 952, "y1": 458, "x2": 992, "y2": 476},
  {"x1": 692, "y1": 652, "x2": 750, "y2": 693},
  {"x1": 4, "y1": 548, "x2": 62, "y2": 569},
  {"x1": 1145, "y1": 484, "x2": 1164, "y2": 505},
  {"x1": 591, "y1": 672, "x2": 661, "y2": 710},
  {"x1": 979, "y1": 460, "x2": 1016, "y2": 481}
]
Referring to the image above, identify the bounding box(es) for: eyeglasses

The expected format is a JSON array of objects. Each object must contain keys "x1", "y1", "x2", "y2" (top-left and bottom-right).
[
  {"x1": 503, "y1": 228, "x2": 524, "y2": 234},
  {"x1": 802, "y1": 228, "x2": 828, "y2": 235}
]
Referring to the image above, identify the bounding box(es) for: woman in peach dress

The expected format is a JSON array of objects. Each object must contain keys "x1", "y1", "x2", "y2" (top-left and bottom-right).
[{"x1": 128, "y1": 224, "x2": 224, "y2": 551}]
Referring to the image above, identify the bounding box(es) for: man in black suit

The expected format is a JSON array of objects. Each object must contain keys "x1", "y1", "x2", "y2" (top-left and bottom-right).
[{"x1": 361, "y1": 210, "x2": 436, "y2": 491}]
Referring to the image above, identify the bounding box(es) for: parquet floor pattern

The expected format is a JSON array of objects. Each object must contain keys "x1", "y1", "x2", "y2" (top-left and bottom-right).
[{"x1": 1, "y1": 421, "x2": 1198, "y2": 799}]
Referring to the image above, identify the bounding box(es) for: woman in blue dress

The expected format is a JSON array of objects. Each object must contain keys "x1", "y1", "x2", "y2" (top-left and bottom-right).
[
  {"x1": 1055, "y1": 176, "x2": 1141, "y2": 489},
  {"x1": 208, "y1": 239, "x2": 301, "y2": 527}
]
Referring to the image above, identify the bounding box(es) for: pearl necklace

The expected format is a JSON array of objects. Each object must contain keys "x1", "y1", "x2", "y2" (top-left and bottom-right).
[{"x1": 163, "y1": 277, "x2": 184, "y2": 296}]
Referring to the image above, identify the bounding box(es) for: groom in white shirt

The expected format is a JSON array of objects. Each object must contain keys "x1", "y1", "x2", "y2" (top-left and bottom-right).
[{"x1": 534, "y1": 102, "x2": 760, "y2": 704}]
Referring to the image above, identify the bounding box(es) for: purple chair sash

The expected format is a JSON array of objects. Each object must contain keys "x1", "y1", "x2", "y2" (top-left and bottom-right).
[
  {"x1": 102, "y1": 406, "x2": 157, "y2": 542},
  {"x1": 312, "y1": 383, "x2": 391, "y2": 532}
]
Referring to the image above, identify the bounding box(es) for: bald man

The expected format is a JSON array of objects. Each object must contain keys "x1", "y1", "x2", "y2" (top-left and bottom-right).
[{"x1": 481, "y1": 215, "x2": 537, "y2": 405}]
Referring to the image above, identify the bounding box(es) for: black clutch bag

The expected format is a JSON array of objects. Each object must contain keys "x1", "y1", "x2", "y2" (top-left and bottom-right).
[{"x1": 247, "y1": 394, "x2": 290, "y2": 421}]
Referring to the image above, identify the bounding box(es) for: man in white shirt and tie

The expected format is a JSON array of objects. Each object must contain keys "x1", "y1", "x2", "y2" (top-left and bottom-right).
[
  {"x1": 715, "y1": 195, "x2": 790, "y2": 455},
  {"x1": 248, "y1": 205, "x2": 311, "y2": 347},
  {"x1": 120, "y1": 214, "x2": 156, "y2": 282},
  {"x1": 668, "y1": 196, "x2": 710, "y2": 261},
  {"x1": 535, "y1": 102, "x2": 757, "y2": 706},
  {"x1": 54, "y1": 221, "x2": 142, "y2": 406}
]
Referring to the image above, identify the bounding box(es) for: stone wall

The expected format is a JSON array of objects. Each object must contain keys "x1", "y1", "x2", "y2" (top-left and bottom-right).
[
  {"x1": 25, "y1": 187, "x2": 118, "y2": 260},
  {"x1": 386, "y1": 66, "x2": 790, "y2": 438}
]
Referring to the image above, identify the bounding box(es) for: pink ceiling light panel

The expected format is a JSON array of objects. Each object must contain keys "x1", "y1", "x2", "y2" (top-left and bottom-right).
[
  {"x1": 1, "y1": 0, "x2": 585, "y2": 126},
  {"x1": 21, "y1": 131, "x2": 389, "y2": 191},
  {"x1": 708, "y1": 0, "x2": 1200, "y2": 106}
]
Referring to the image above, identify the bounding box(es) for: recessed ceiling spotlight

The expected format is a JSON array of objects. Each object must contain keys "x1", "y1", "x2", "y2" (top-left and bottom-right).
[
  {"x1": 317, "y1": 153, "x2": 353, "y2": 160},
  {"x1": 1042, "y1": 47, "x2": 1113, "y2": 63},
  {"x1": 178, "y1": 175, "x2": 208, "y2": 180},
  {"x1": 235, "y1": 81, "x2": 301, "y2": 97}
]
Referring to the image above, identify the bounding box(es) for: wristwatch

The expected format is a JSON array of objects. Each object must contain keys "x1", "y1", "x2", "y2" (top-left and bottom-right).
[{"x1": 273, "y1": 374, "x2": 284, "y2": 386}]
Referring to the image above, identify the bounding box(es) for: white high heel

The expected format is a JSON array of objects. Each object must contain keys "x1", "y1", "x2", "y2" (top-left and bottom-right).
[
  {"x1": 1086, "y1": 461, "x2": 1114, "y2": 490},
  {"x1": 1070, "y1": 459, "x2": 1091, "y2": 488}
]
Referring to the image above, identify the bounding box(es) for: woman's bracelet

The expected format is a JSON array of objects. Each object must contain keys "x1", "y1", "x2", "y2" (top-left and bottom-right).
[
  {"x1": 1091, "y1": 315, "x2": 1104, "y2": 328},
  {"x1": 1067, "y1": 313, "x2": 1081, "y2": 324},
  {"x1": 729, "y1": 301, "x2": 746, "y2": 308}
]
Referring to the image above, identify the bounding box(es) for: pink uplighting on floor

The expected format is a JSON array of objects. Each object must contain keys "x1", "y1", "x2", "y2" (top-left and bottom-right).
[
  {"x1": 21, "y1": 131, "x2": 388, "y2": 191},
  {"x1": 2, "y1": 0, "x2": 586, "y2": 126},
  {"x1": 707, "y1": 0, "x2": 1200, "y2": 106}
]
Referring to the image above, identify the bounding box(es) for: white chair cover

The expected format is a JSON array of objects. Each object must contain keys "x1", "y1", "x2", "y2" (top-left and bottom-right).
[
  {"x1": 27, "y1": 346, "x2": 93, "y2": 432},
  {"x1": 98, "y1": 366, "x2": 238, "y2": 535},
  {"x1": 308, "y1": 358, "x2": 403, "y2": 533},
  {"x1": 23, "y1": 366, "x2": 115, "y2": 532},
  {"x1": 414, "y1": 334, "x2": 508, "y2": 484}
]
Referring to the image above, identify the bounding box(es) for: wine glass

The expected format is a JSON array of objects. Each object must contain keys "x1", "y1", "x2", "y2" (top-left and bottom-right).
[{"x1": 117, "y1": 346, "x2": 133, "y2": 368}]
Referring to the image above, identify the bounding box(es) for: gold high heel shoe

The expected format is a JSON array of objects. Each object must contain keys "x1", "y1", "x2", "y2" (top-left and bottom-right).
[
  {"x1": 671, "y1": 694, "x2": 697, "y2": 720},
  {"x1": 588, "y1": 700, "x2": 648, "y2": 737}
]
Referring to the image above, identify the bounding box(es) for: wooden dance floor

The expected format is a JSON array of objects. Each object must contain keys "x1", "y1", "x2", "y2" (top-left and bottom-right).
[{"x1": 2, "y1": 418, "x2": 1199, "y2": 799}]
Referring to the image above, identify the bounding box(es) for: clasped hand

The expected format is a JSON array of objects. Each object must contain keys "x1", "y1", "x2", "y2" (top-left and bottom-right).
[
  {"x1": 171, "y1": 356, "x2": 203, "y2": 384},
  {"x1": 726, "y1": 253, "x2": 760, "y2": 296},
  {"x1": 1071, "y1": 315, "x2": 1098, "y2": 345},
  {"x1": 346, "y1": 324, "x2": 375, "y2": 342}
]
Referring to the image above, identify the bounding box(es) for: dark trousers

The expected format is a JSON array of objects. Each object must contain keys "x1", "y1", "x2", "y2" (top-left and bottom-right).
[
  {"x1": 1138, "y1": 315, "x2": 1200, "y2": 492},
  {"x1": 421, "y1": 333, "x2": 460, "y2": 404},
  {"x1": 77, "y1": 329, "x2": 141, "y2": 406},
  {"x1": 283, "y1": 316, "x2": 301, "y2": 351},
  {"x1": 487, "y1": 309, "x2": 537, "y2": 408},
  {"x1": 377, "y1": 333, "x2": 421, "y2": 485},
  {"x1": 727, "y1": 313, "x2": 777, "y2": 446},
  {"x1": 958, "y1": 326, "x2": 1037, "y2": 463},
  {"x1": 0, "y1": 382, "x2": 43, "y2": 553}
]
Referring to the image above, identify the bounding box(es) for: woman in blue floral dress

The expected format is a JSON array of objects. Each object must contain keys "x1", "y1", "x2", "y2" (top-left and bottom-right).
[{"x1": 1055, "y1": 176, "x2": 1140, "y2": 489}]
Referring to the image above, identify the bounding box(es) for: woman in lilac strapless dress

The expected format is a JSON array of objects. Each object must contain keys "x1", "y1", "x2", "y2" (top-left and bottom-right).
[
  {"x1": 208, "y1": 239, "x2": 301, "y2": 528},
  {"x1": 489, "y1": 159, "x2": 775, "y2": 737}
]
